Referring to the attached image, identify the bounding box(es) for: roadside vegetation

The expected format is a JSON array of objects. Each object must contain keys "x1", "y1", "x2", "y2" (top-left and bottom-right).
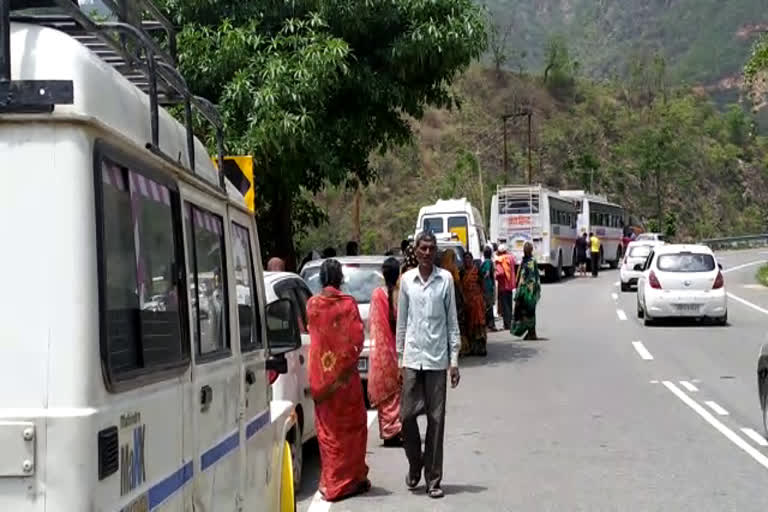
[{"x1": 757, "y1": 264, "x2": 768, "y2": 287}]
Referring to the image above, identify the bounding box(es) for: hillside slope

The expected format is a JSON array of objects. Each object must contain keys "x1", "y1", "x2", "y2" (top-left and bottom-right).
[
  {"x1": 299, "y1": 67, "x2": 768, "y2": 255},
  {"x1": 485, "y1": 0, "x2": 766, "y2": 85}
]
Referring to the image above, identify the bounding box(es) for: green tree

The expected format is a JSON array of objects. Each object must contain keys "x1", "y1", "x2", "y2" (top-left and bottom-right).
[{"x1": 161, "y1": 0, "x2": 487, "y2": 267}]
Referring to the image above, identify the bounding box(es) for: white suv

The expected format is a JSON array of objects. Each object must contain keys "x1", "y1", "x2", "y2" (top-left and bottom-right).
[{"x1": 636, "y1": 244, "x2": 727, "y2": 325}]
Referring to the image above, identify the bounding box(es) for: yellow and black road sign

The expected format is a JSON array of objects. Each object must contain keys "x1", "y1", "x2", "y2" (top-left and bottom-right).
[{"x1": 212, "y1": 155, "x2": 255, "y2": 212}]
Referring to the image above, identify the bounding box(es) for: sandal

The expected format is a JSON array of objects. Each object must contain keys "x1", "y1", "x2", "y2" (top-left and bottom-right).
[
  {"x1": 427, "y1": 488, "x2": 445, "y2": 499},
  {"x1": 406, "y1": 472, "x2": 421, "y2": 489}
]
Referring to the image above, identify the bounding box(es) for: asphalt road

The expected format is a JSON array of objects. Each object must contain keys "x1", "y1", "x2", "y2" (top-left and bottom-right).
[{"x1": 297, "y1": 248, "x2": 768, "y2": 511}]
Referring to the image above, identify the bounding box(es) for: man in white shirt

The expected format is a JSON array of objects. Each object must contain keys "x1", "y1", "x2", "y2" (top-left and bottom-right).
[{"x1": 396, "y1": 231, "x2": 461, "y2": 499}]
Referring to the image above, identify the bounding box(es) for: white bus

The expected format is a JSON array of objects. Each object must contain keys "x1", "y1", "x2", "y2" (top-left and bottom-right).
[
  {"x1": 415, "y1": 198, "x2": 488, "y2": 258},
  {"x1": 490, "y1": 185, "x2": 579, "y2": 280},
  {"x1": 559, "y1": 190, "x2": 626, "y2": 268},
  {"x1": 0, "y1": 3, "x2": 299, "y2": 511}
]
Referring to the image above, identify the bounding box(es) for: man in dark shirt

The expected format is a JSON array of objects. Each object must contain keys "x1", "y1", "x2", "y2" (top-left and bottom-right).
[{"x1": 575, "y1": 232, "x2": 588, "y2": 277}]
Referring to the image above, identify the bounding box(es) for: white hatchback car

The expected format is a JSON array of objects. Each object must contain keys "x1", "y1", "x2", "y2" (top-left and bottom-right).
[
  {"x1": 619, "y1": 240, "x2": 664, "y2": 291},
  {"x1": 636, "y1": 244, "x2": 727, "y2": 325},
  {"x1": 264, "y1": 272, "x2": 316, "y2": 490}
]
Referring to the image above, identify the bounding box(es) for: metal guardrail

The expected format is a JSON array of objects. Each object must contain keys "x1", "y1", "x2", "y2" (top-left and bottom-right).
[{"x1": 700, "y1": 234, "x2": 768, "y2": 251}]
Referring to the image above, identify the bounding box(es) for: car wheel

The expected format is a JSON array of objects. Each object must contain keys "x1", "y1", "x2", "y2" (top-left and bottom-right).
[
  {"x1": 644, "y1": 313, "x2": 654, "y2": 326},
  {"x1": 637, "y1": 299, "x2": 644, "y2": 319},
  {"x1": 763, "y1": 392, "x2": 768, "y2": 437},
  {"x1": 289, "y1": 424, "x2": 303, "y2": 492},
  {"x1": 716, "y1": 311, "x2": 728, "y2": 326},
  {"x1": 621, "y1": 282, "x2": 630, "y2": 292}
]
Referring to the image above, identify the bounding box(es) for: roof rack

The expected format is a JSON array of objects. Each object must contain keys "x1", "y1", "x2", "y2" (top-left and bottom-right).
[{"x1": 2, "y1": 0, "x2": 226, "y2": 190}]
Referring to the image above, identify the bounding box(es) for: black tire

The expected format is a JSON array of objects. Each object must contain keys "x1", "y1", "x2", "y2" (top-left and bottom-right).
[
  {"x1": 716, "y1": 312, "x2": 728, "y2": 326},
  {"x1": 637, "y1": 300, "x2": 644, "y2": 319},
  {"x1": 553, "y1": 253, "x2": 563, "y2": 282},
  {"x1": 621, "y1": 282, "x2": 630, "y2": 292},
  {"x1": 289, "y1": 424, "x2": 303, "y2": 492},
  {"x1": 644, "y1": 313, "x2": 654, "y2": 326}
]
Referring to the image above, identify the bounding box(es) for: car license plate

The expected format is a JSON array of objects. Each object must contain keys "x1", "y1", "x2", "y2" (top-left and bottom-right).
[
  {"x1": 357, "y1": 358, "x2": 368, "y2": 371},
  {"x1": 675, "y1": 304, "x2": 700, "y2": 312}
]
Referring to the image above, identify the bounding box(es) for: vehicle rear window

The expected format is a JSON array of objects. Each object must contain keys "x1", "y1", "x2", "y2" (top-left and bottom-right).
[
  {"x1": 499, "y1": 196, "x2": 539, "y2": 214},
  {"x1": 629, "y1": 245, "x2": 652, "y2": 258},
  {"x1": 657, "y1": 253, "x2": 716, "y2": 272},
  {"x1": 303, "y1": 264, "x2": 384, "y2": 304},
  {"x1": 423, "y1": 217, "x2": 444, "y2": 234}
]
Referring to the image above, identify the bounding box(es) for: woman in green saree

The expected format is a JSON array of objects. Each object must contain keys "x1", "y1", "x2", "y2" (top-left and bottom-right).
[{"x1": 511, "y1": 242, "x2": 541, "y2": 340}]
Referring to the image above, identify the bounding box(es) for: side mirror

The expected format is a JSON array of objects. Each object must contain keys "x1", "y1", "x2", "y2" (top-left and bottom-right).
[
  {"x1": 265, "y1": 298, "x2": 301, "y2": 356},
  {"x1": 633, "y1": 263, "x2": 644, "y2": 272},
  {"x1": 266, "y1": 354, "x2": 288, "y2": 375}
]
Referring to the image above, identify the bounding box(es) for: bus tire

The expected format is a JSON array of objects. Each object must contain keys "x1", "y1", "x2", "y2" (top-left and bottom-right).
[
  {"x1": 554, "y1": 252, "x2": 563, "y2": 282},
  {"x1": 564, "y1": 249, "x2": 576, "y2": 277},
  {"x1": 609, "y1": 246, "x2": 621, "y2": 269}
]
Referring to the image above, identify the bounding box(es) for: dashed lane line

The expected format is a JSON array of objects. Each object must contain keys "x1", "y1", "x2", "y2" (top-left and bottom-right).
[
  {"x1": 679, "y1": 380, "x2": 699, "y2": 392},
  {"x1": 705, "y1": 400, "x2": 729, "y2": 416},
  {"x1": 611, "y1": 292, "x2": 618, "y2": 301},
  {"x1": 741, "y1": 428, "x2": 768, "y2": 447},
  {"x1": 728, "y1": 292, "x2": 768, "y2": 316},
  {"x1": 616, "y1": 309, "x2": 628, "y2": 321},
  {"x1": 632, "y1": 341, "x2": 654, "y2": 360},
  {"x1": 662, "y1": 381, "x2": 768, "y2": 471},
  {"x1": 307, "y1": 410, "x2": 378, "y2": 512}
]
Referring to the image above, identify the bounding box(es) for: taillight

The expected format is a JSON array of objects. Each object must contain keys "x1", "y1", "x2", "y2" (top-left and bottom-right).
[
  {"x1": 649, "y1": 271, "x2": 662, "y2": 289},
  {"x1": 267, "y1": 369, "x2": 279, "y2": 385},
  {"x1": 713, "y1": 271, "x2": 724, "y2": 289}
]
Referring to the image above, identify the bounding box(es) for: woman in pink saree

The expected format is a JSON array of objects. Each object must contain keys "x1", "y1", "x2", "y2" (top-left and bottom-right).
[
  {"x1": 307, "y1": 259, "x2": 370, "y2": 501},
  {"x1": 367, "y1": 257, "x2": 403, "y2": 446}
]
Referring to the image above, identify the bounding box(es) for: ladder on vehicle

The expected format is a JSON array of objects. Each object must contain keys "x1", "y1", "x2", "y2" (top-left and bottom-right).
[{"x1": 1, "y1": 0, "x2": 226, "y2": 189}]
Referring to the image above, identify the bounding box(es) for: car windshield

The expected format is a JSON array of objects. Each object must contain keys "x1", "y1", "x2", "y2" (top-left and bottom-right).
[
  {"x1": 657, "y1": 253, "x2": 716, "y2": 272},
  {"x1": 629, "y1": 245, "x2": 652, "y2": 258},
  {"x1": 302, "y1": 263, "x2": 384, "y2": 303}
]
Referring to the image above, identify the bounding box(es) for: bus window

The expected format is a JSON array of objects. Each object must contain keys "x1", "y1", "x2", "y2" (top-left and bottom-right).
[
  {"x1": 231, "y1": 222, "x2": 262, "y2": 351},
  {"x1": 447, "y1": 216, "x2": 468, "y2": 248},
  {"x1": 423, "y1": 217, "x2": 444, "y2": 234},
  {"x1": 500, "y1": 196, "x2": 539, "y2": 214}
]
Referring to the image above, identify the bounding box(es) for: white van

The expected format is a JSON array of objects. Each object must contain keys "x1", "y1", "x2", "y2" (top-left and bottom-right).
[
  {"x1": 0, "y1": 4, "x2": 299, "y2": 512},
  {"x1": 415, "y1": 198, "x2": 487, "y2": 258}
]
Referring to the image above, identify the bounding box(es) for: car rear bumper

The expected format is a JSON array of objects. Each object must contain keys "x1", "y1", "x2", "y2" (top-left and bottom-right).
[
  {"x1": 620, "y1": 267, "x2": 641, "y2": 285},
  {"x1": 645, "y1": 289, "x2": 727, "y2": 318}
]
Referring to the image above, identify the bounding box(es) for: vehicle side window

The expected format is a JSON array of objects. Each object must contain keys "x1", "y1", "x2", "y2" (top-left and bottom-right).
[
  {"x1": 231, "y1": 222, "x2": 263, "y2": 351},
  {"x1": 644, "y1": 251, "x2": 655, "y2": 270},
  {"x1": 98, "y1": 157, "x2": 187, "y2": 381},
  {"x1": 294, "y1": 283, "x2": 312, "y2": 334},
  {"x1": 275, "y1": 281, "x2": 306, "y2": 334},
  {"x1": 185, "y1": 203, "x2": 229, "y2": 358}
]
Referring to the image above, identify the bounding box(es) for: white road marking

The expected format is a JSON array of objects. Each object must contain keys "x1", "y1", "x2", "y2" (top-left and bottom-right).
[
  {"x1": 611, "y1": 293, "x2": 618, "y2": 301},
  {"x1": 650, "y1": 380, "x2": 659, "y2": 384},
  {"x1": 679, "y1": 380, "x2": 698, "y2": 392},
  {"x1": 723, "y1": 260, "x2": 767, "y2": 274},
  {"x1": 741, "y1": 428, "x2": 768, "y2": 447},
  {"x1": 616, "y1": 309, "x2": 628, "y2": 321},
  {"x1": 705, "y1": 400, "x2": 729, "y2": 416},
  {"x1": 614, "y1": 281, "x2": 620, "y2": 286},
  {"x1": 728, "y1": 292, "x2": 768, "y2": 316},
  {"x1": 662, "y1": 381, "x2": 768, "y2": 470},
  {"x1": 632, "y1": 341, "x2": 654, "y2": 360},
  {"x1": 307, "y1": 492, "x2": 331, "y2": 512},
  {"x1": 367, "y1": 410, "x2": 378, "y2": 429}
]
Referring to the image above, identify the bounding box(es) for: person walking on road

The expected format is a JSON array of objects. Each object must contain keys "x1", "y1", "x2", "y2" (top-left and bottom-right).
[
  {"x1": 480, "y1": 246, "x2": 497, "y2": 331},
  {"x1": 368, "y1": 257, "x2": 403, "y2": 447},
  {"x1": 575, "y1": 233, "x2": 588, "y2": 277},
  {"x1": 306, "y1": 259, "x2": 371, "y2": 502},
  {"x1": 495, "y1": 244, "x2": 516, "y2": 330},
  {"x1": 461, "y1": 252, "x2": 488, "y2": 356},
  {"x1": 511, "y1": 242, "x2": 541, "y2": 340},
  {"x1": 589, "y1": 232, "x2": 601, "y2": 277},
  {"x1": 397, "y1": 232, "x2": 461, "y2": 500}
]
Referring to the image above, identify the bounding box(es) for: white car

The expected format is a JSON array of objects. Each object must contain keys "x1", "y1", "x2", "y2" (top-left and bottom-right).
[
  {"x1": 264, "y1": 272, "x2": 316, "y2": 490},
  {"x1": 635, "y1": 232, "x2": 666, "y2": 242},
  {"x1": 636, "y1": 244, "x2": 727, "y2": 325},
  {"x1": 301, "y1": 256, "x2": 389, "y2": 405},
  {"x1": 619, "y1": 240, "x2": 664, "y2": 291}
]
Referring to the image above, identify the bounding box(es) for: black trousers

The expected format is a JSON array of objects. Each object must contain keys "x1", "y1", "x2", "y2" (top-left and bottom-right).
[
  {"x1": 591, "y1": 251, "x2": 600, "y2": 276},
  {"x1": 500, "y1": 290, "x2": 514, "y2": 329},
  {"x1": 401, "y1": 368, "x2": 447, "y2": 491}
]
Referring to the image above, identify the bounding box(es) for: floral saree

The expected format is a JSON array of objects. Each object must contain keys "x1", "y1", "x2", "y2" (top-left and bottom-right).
[
  {"x1": 307, "y1": 287, "x2": 369, "y2": 501},
  {"x1": 367, "y1": 287, "x2": 402, "y2": 440}
]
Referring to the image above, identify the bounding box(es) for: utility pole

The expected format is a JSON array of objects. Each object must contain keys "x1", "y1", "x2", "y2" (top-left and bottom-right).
[
  {"x1": 502, "y1": 115, "x2": 510, "y2": 181},
  {"x1": 353, "y1": 182, "x2": 361, "y2": 245},
  {"x1": 526, "y1": 111, "x2": 533, "y2": 184},
  {"x1": 476, "y1": 148, "x2": 485, "y2": 219}
]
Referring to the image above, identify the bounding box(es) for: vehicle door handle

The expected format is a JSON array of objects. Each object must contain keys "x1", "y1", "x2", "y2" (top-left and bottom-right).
[
  {"x1": 299, "y1": 355, "x2": 305, "y2": 365},
  {"x1": 245, "y1": 369, "x2": 256, "y2": 386},
  {"x1": 200, "y1": 385, "x2": 213, "y2": 410}
]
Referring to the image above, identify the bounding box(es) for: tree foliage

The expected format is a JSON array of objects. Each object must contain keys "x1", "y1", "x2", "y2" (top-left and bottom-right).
[{"x1": 160, "y1": 0, "x2": 487, "y2": 267}]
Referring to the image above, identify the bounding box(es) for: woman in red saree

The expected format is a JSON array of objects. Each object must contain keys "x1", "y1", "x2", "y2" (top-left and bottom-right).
[
  {"x1": 461, "y1": 251, "x2": 488, "y2": 356},
  {"x1": 307, "y1": 259, "x2": 370, "y2": 501},
  {"x1": 367, "y1": 257, "x2": 403, "y2": 446}
]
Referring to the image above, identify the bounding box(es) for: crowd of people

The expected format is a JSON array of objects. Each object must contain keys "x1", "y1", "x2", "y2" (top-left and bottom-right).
[{"x1": 301, "y1": 232, "x2": 545, "y2": 502}]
